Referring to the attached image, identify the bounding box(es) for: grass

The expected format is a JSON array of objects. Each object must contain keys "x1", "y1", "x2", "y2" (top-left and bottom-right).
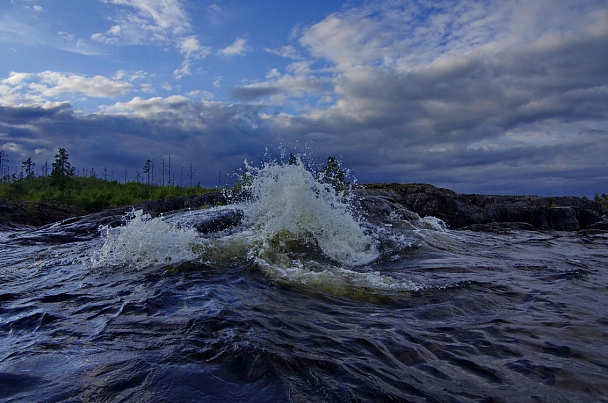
[{"x1": 0, "y1": 176, "x2": 217, "y2": 214}]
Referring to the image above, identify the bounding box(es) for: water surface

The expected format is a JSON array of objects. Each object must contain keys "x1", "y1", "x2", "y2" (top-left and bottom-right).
[{"x1": 1, "y1": 163, "x2": 607, "y2": 402}]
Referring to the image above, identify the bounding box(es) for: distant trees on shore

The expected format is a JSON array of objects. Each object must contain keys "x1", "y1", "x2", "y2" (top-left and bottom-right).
[
  {"x1": 0, "y1": 147, "x2": 211, "y2": 213},
  {"x1": 0, "y1": 148, "x2": 198, "y2": 188}
]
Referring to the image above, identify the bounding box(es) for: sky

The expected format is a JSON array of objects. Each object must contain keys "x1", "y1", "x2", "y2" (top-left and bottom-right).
[{"x1": 1, "y1": 0, "x2": 607, "y2": 196}]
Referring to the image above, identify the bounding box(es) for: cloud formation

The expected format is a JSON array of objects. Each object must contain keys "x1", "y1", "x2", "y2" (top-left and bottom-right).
[
  {"x1": 93, "y1": 0, "x2": 209, "y2": 79},
  {"x1": 219, "y1": 37, "x2": 249, "y2": 57},
  {"x1": 1, "y1": 0, "x2": 607, "y2": 195},
  {"x1": 235, "y1": 0, "x2": 608, "y2": 195},
  {"x1": 1, "y1": 71, "x2": 132, "y2": 106}
]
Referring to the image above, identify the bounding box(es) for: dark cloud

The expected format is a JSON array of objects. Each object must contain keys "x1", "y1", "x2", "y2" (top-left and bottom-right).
[
  {"x1": 0, "y1": 103, "x2": 272, "y2": 186},
  {"x1": 229, "y1": 86, "x2": 281, "y2": 101},
  {"x1": 0, "y1": 104, "x2": 71, "y2": 124}
]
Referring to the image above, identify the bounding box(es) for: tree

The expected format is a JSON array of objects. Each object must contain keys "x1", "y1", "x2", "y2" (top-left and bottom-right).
[
  {"x1": 41, "y1": 161, "x2": 50, "y2": 177},
  {"x1": 143, "y1": 159, "x2": 154, "y2": 185},
  {"x1": 51, "y1": 147, "x2": 75, "y2": 196},
  {"x1": 21, "y1": 156, "x2": 36, "y2": 180},
  {"x1": 188, "y1": 162, "x2": 195, "y2": 188},
  {"x1": 167, "y1": 155, "x2": 173, "y2": 186},
  {"x1": 288, "y1": 153, "x2": 297, "y2": 165},
  {"x1": 0, "y1": 150, "x2": 9, "y2": 182},
  {"x1": 318, "y1": 156, "x2": 348, "y2": 191}
]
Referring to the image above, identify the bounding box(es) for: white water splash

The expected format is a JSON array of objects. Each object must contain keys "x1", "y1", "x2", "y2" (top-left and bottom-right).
[
  {"x1": 92, "y1": 209, "x2": 201, "y2": 269},
  {"x1": 91, "y1": 158, "x2": 425, "y2": 293},
  {"x1": 242, "y1": 159, "x2": 379, "y2": 267}
]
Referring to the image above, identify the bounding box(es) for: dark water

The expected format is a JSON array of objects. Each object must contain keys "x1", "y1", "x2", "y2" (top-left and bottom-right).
[
  {"x1": 1, "y1": 224, "x2": 607, "y2": 402},
  {"x1": 2, "y1": 162, "x2": 608, "y2": 402}
]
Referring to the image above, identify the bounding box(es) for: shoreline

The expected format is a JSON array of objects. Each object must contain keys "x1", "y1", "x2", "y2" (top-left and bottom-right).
[{"x1": 1, "y1": 183, "x2": 606, "y2": 232}]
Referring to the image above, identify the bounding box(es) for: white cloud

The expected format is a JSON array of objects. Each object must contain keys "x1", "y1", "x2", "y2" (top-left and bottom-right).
[
  {"x1": 0, "y1": 142, "x2": 26, "y2": 156},
  {"x1": 264, "y1": 45, "x2": 302, "y2": 60},
  {"x1": 219, "y1": 37, "x2": 248, "y2": 57},
  {"x1": 96, "y1": 0, "x2": 191, "y2": 42},
  {"x1": 230, "y1": 61, "x2": 332, "y2": 105},
  {"x1": 173, "y1": 35, "x2": 211, "y2": 79},
  {"x1": 101, "y1": 95, "x2": 191, "y2": 116},
  {"x1": 91, "y1": 24, "x2": 121, "y2": 44},
  {"x1": 94, "y1": 0, "x2": 209, "y2": 78},
  {"x1": 1, "y1": 71, "x2": 132, "y2": 106}
]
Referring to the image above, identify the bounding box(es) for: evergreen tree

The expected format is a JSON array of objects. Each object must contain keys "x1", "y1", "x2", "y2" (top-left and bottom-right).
[
  {"x1": 143, "y1": 159, "x2": 154, "y2": 185},
  {"x1": 21, "y1": 157, "x2": 36, "y2": 179},
  {"x1": 318, "y1": 156, "x2": 348, "y2": 191},
  {"x1": 51, "y1": 148, "x2": 75, "y2": 196}
]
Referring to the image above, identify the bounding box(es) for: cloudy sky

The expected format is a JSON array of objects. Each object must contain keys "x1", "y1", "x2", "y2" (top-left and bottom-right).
[{"x1": 1, "y1": 0, "x2": 607, "y2": 195}]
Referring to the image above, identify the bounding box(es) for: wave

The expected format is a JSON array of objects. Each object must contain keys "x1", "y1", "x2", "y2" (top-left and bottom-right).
[{"x1": 91, "y1": 159, "x2": 449, "y2": 295}]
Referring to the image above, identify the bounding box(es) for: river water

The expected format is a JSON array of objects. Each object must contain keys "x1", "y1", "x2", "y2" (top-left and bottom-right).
[{"x1": 1, "y1": 162, "x2": 607, "y2": 402}]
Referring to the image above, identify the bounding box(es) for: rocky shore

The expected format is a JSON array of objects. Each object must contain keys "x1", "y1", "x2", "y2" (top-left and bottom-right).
[
  {"x1": 355, "y1": 183, "x2": 607, "y2": 232},
  {"x1": 1, "y1": 183, "x2": 606, "y2": 244}
]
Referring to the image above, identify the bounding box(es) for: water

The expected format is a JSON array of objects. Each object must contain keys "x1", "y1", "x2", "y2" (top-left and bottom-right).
[{"x1": 1, "y1": 161, "x2": 608, "y2": 402}]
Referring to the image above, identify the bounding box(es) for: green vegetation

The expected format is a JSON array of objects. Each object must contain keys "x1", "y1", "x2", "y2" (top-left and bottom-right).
[
  {"x1": 0, "y1": 147, "x2": 215, "y2": 214},
  {"x1": 0, "y1": 175, "x2": 213, "y2": 213},
  {"x1": 595, "y1": 192, "x2": 608, "y2": 210}
]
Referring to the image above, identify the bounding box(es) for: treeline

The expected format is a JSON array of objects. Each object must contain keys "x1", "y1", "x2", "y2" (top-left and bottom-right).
[
  {"x1": 0, "y1": 149, "x2": 197, "y2": 187},
  {"x1": 0, "y1": 148, "x2": 214, "y2": 214}
]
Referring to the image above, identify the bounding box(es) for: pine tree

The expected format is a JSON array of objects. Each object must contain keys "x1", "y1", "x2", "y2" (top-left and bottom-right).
[
  {"x1": 318, "y1": 156, "x2": 348, "y2": 191},
  {"x1": 51, "y1": 148, "x2": 75, "y2": 196},
  {"x1": 21, "y1": 157, "x2": 36, "y2": 179},
  {"x1": 143, "y1": 159, "x2": 154, "y2": 185}
]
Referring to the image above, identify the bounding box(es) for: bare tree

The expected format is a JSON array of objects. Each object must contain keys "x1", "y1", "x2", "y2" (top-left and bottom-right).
[
  {"x1": 0, "y1": 150, "x2": 9, "y2": 181},
  {"x1": 188, "y1": 162, "x2": 195, "y2": 188}
]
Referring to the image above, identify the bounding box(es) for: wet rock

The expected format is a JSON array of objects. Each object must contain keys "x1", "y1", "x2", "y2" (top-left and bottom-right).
[
  {"x1": 587, "y1": 219, "x2": 608, "y2": 231},
  {"x1": 468, "y1": 222, "x2": 539, "y2": 233},
  {"x1": 2, "y1": 185, "x2": 604, "y2": 238},
  {"x1": 6, "y1": 192, "x2": 229, "y2": 244},
  {"x1": 0, "y1": 200, "x2": 85, "y2": 227},
  {"x1": 356, "y1": 184, "x2": 604, "y2": 231},
  {"x1": 355, "y1": 192, "x2": 421, "y2": 225},
  {"x1": 191, "y1": 209, "x2": 243, "y2": 234},
  {"x1": 548, "y1": 207, "x2": 580, "y2": 231}
]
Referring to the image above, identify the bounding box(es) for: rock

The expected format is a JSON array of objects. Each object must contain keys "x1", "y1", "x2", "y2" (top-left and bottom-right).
[
  {"x1": 191, "y1": 209, "x2": 243, "y2": 234},
  {"x1": 548, "y1": 207, "x2": 580, "y2": 231},
  {"x1": 355, "y1": 184, "x2": 604, "y2": 231},
  {"x1": 6, "y1": 192, "x2": 230, "y2": 244},
  {"x1": 587, "y1": 219, "x2": 608, "y2": 231},
  {"x1": 0, "y1": 200, "x2": 85, "y2": 227},
  {"x1": 355, "y1": 192, "x2": 421, "y2": 227},
  {"x1": 2, "y1": 185, "x2": 604, "y2": 237},
  {"x1": 468, "y1": 222, "x2": 538, "y2": 233}
]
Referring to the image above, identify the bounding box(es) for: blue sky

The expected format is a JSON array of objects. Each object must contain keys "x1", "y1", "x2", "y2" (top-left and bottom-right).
[{"x1": 1, "y1": 0, "x2": 607, "y2": 195}]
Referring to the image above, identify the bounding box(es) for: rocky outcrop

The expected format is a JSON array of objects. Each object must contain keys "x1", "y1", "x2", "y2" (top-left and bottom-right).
[
  {"x1": 355, "y1": 184, "x2": 604, "y2": 231},
  {"x1": 0, "y1": 192, "x2": 230, "y2": 229},
  {"x1": 0, "y1": 200, "x2": 86, "y2": 228}
]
